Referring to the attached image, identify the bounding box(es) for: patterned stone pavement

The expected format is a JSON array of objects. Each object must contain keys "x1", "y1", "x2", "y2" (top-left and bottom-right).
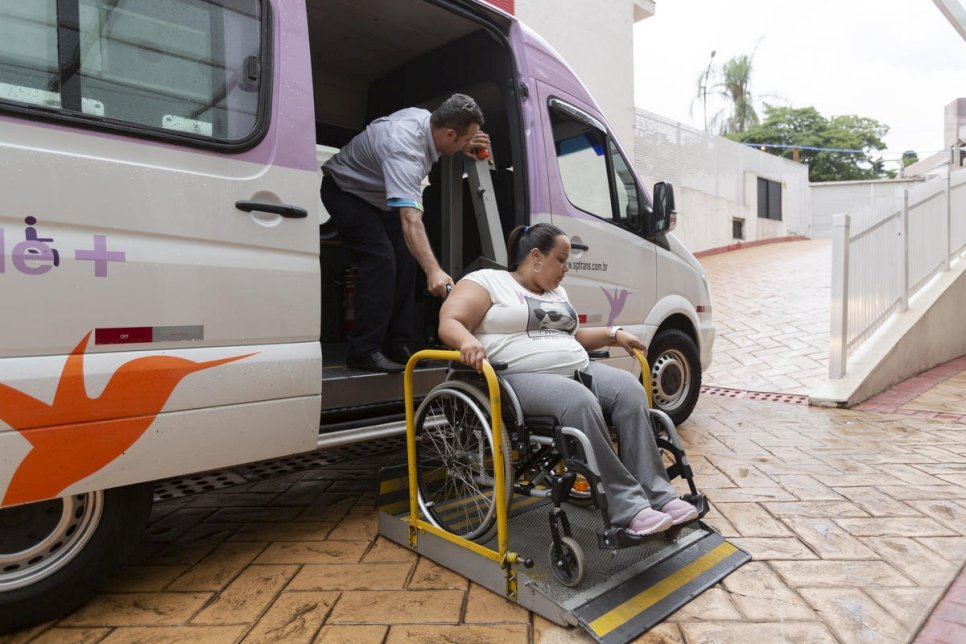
[
  {"x1": 698, "y1": 239, "x2": 831, "y2": 395},
  {"x1": 5, "y1": 238, "x2": 966, "y2": 643},
  {"x1": 5, "y1": 391, "x2": 966, "y2": 644}
]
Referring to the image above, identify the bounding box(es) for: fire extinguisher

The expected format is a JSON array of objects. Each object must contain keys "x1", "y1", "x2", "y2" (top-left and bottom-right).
[{"x1": 342, "y1": 267, "x2": 356, "y2": 338}]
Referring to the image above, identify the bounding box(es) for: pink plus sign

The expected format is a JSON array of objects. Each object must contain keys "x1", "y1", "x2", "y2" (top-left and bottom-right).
[{"x1": 75, "y1": 235, "x2": 126, "y2": 277}]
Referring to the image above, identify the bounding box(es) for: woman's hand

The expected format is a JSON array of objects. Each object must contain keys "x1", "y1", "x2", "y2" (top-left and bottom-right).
[
  {"x1": 615, "y1": 330, "x2": 647, "y2": 357},
  {"x1": 459, "y1": 337, "x2": 488, "y2": 372}
]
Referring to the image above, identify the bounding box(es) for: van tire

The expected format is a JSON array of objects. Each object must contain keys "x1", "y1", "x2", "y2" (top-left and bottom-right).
[
  {"x1": 648, "y1": 329, "x2": 701, "y2": 426},
  {"x1": 0, "y1": 484, "x2": 154, "y2": 634}
]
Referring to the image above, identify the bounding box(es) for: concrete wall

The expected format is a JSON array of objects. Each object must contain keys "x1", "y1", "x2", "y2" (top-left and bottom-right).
[
  {"x1": 812, "y1": 257, "x2": 966, "y2": 407},
  {"x1": 516, "y1": 0, "x2": 646, "y2": 151},
  {"x1": 634, "y1": 109, "x2": 811, "y2": 253},
  {"x1": 810, "y1": 179, "x2": 924, "y2": 238}
]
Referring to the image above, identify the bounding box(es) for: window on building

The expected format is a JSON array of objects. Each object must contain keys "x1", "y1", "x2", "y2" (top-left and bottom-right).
[
  {"x1": 550, "y1": 103, "x2": 642, "y2": 230},
  {"x1": 732, "y1": 218, "x2": 744, "y2": 240},
  {"x1": 757, "y1": 177, "x2": 782, "y2": 221},
  {"x1": 0, "y1": 0, "x2": 266, "y2": 145}
]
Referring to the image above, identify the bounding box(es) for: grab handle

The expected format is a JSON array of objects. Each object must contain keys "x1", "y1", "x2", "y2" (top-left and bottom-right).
[{"x1": 235, "y1": 200, "x2": 308, "y2": 219}]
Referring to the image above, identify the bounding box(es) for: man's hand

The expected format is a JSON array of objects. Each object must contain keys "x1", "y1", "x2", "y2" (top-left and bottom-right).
[
  {"x1": 426, "y1": 268, "x2": 454, "y2": 298},
  {"x1": 463, "y1": 131, "x2": 491, "y2": 159}
]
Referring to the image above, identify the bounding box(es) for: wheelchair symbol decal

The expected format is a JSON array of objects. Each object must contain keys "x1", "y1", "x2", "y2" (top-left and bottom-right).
[{"x1": 0, "y1": 217, "x2": 126, "y2": 277}]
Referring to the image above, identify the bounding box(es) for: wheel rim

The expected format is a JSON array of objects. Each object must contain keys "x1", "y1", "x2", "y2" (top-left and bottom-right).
[
  {"x1": 415, "y1": 388, "x2": 500, "y2": 541},
  {"x1": 0, "y1": 491, "x2": 104, "y2": 591},
  {"x1": 651, "y1": 347, "x2": 692, "y2": 412},
  {"x1": 549, "y1": 537, "x2": 584, "y2": 587}
]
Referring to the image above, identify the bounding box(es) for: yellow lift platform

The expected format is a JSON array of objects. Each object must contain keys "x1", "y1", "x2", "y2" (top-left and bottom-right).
[{"x1": 377, "y1": 350, "x2": 750, "y2": 643}]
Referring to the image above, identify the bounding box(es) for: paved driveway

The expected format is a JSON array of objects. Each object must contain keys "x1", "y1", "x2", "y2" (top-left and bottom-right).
[
  {"x1": 699, "y1": 239, "x2": 831, "y2": 395},
  {"x1": 6, "y1": 239, "x2": 966, "y2": 643},
  {"x1": 5, "y1": 392, "x2": 966, "y2": 644}
]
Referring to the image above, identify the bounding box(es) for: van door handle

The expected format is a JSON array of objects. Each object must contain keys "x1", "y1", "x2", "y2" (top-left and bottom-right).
[
  {"x1": 571, "y1": 242, "x2": 589, "y2": 251},
  {"x1": 235, "y1": 200, "x2": 308, "y2": 219}
]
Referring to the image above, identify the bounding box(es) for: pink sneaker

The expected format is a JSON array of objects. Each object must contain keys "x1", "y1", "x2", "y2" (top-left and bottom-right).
[
  {"x1": 626, "y1": 507, "x2": 673, "y2": 536},
  {"x1": 660, "y1": 498, "x2": 699, "y2": 525}
]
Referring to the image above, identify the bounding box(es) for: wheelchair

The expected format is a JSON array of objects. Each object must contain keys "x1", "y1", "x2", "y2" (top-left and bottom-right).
[{"x1": 411, "y1": 349, "x2": 708, "y2": 587}]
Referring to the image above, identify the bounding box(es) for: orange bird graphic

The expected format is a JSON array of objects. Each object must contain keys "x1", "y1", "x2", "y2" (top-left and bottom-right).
[{"x1": 0, "y1": 332, "x2": 253, "y2": 506}]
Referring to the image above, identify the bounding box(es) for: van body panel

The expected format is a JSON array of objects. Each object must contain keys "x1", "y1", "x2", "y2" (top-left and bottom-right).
[
  {"x1": 0, "y1": 0, "x2": 322, "y2": 508},
  {"x1": 533, "y1": 80, "x2": 657, "y2": 331},
  {"x1": 0, "y1": 0, "x2": 710, "y2": 510},
  {"x1": 0, "y1": 396, "x2": 320, "y2": 506}
]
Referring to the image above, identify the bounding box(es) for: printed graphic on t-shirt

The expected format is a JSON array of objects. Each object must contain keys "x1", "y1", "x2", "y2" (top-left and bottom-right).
[{"x1": 525, "y1": 295, "x2": 578, "y2": 336}]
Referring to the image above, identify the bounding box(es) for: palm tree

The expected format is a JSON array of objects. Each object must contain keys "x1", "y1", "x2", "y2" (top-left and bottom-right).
[
  {"x1": 695, "y1": 41, "x2": 763, "y2": 135},
  {"x1": 715, "y1": 54, "x2": 759, "y2": 134}
]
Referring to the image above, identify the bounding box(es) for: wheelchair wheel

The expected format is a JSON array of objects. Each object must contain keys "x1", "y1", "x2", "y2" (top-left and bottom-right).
[
  {"x1": 548, "y1": 536, "x2": 585, "y2": 587},
  {"x1": 414, "y1": 381, "x2": 512, "y2": 543}
]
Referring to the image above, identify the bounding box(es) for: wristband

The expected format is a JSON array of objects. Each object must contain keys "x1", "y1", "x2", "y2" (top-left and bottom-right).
[{"x1": 609, "y1": 326, "x2": 623, "y2": 343}]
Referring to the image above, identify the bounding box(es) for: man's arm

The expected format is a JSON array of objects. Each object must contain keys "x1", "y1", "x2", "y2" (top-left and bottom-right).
[{"x1": 399, "y1": 206, "x2": 453, "y2": 297}]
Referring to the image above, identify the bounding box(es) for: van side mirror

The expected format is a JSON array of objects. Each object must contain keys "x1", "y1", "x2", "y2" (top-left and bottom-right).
[{"x1": 652, "y1": 182, "x2": 676, "y2": 235}]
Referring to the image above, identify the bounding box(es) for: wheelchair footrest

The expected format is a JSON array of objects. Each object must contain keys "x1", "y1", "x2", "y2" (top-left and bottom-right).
[
  {"x1": 597, "y1": 494, "x2": 709, "y2": 550},
  {"x1": 683, "y1": 493, "x2": 710, "y2": 519}
]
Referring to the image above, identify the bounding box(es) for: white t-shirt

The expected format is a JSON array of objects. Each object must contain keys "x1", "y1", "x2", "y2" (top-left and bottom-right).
[{"x1": 463, "y1": 269, "x2": 590, "y2": 375}]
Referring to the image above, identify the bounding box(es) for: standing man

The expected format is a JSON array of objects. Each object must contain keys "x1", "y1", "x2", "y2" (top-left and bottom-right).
[{"x1": 321, "y1": 93, "x2": 489, "y2": 373}]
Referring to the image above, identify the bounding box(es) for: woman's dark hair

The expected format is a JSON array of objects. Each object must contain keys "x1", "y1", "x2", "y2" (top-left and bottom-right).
[{"x1": 506, "y1": 223, "x2": 566, "y2": 271}]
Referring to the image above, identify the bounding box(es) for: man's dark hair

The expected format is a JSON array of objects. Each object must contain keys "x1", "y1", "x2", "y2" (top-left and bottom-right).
[
  {"x1": 430, "y1": 93, "x2": 484, "y2": 133},
  {"x1": 506, "y1": 223, "x2": 566, "y2": 271}
]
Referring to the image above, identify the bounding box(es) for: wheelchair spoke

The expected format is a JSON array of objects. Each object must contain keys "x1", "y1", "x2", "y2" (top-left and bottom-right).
[{"x1": 414, "y1": 383, "x2": 509, "y2": 542}]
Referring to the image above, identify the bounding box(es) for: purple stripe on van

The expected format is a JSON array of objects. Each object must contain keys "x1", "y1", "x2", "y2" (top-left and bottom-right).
[{"x1": 0, "y1": 0, "x2": 317, "y2": 174}]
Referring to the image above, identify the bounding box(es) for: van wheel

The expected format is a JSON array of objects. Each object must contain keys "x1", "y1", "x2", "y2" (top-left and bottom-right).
[
  {"x1": 0, "y1": 484, "x2": 153, "y2": 634},
  {"x1": 648, "y1": 329, "x2": 701, "y2": 426}
]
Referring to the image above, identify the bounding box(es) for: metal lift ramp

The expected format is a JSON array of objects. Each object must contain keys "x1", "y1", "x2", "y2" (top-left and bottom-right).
[{"x1": 377, "y1": 354, "x2": 751, "y2": 644}]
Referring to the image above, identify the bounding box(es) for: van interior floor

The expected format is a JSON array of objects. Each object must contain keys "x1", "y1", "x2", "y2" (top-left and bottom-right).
[{"x1": 320, "y1": 343, "x2": 449, "y2": 421}]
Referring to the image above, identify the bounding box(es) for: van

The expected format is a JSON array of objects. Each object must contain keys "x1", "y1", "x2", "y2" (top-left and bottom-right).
[{"x1": 0, "y1": 0, "x2": 713, "y2": 629}]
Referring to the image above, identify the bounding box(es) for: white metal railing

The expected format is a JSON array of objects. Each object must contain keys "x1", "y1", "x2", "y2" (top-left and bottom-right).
[{"x1": 829, "y1": 167, "x2": 966, "y2": 378}]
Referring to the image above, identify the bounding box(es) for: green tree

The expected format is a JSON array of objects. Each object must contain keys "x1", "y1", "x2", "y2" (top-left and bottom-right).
[
  {"x1": 901, "y1": 150, "x2": 919, "y2": 168},
  {"x1": 727, "y1": 105, "x2": 889, "y2": 182},
  {"x1": 714, "y1": 54, "x2": 759, "y2": 135},
  {"x1": 693, "y1": 48, "x2": 761, "y2": 135}
]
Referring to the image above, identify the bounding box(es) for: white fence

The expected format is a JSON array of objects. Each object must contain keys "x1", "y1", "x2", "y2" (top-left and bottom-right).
[{"x1": 829, "y1": 168, "x2": 966, "y2": 378}]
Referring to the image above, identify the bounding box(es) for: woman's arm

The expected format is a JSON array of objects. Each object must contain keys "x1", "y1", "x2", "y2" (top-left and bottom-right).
[
  {"x1": 438, "y1": 280, "x2": 493, "y2": 371},
  {"x1": 575, "y1": 326, "x2": 647, "y2": 355}
]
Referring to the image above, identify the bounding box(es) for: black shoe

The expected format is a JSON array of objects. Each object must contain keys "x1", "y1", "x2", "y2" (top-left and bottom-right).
[
  {"x1": 384, "y1": 345, "x2": 414, "y2": 366},
  {"x1": 346, "y1": 351, "x2": 405, "y2": 373}
]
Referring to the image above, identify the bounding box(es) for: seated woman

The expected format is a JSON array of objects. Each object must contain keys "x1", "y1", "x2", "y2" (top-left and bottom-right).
[{"x1": 438, "y1": 223, "x2": 698, "y2": 536}]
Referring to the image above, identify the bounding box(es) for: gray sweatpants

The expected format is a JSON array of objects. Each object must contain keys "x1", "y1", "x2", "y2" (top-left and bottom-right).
[{"x1": 503, "y1": 361, "x2": 678, "y2": 527}]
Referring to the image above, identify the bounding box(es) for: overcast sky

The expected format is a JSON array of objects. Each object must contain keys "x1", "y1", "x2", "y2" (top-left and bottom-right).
[{"x1": 633, "y1": 0, "x2": 966, "y2": 164}]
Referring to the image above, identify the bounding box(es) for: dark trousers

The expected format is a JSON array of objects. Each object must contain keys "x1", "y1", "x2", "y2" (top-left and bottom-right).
[{"x1": 320, "y1": 174, "x2": 416, "y2": 358}]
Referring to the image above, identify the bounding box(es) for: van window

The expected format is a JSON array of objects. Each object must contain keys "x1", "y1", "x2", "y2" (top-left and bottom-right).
[
  {"x1": 550, "y1": 107, "x2": 611, "y2": 219},
  {"x1": 609, "y1": 139, "x2": 641, "y2": 229},
  {"x1": 0, "y1": 0, "x2": 266, "y2": 144},
  {"x1": 550, "y1": 105, "x2": 641, "y2": 229}
]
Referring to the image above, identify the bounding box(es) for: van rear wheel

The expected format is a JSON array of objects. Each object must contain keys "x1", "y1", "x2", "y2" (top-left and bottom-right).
[
  {"x1": 649, "y1": 329, "x2": 701, "y2": 426},
  {"x1": 0, "y1": 484, "x2": 153, "y2": 634}
]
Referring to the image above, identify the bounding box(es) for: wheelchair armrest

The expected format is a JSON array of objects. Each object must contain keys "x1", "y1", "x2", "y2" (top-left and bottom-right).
[
  {"x1": 449, "y1": 360, "x2": 508, "y2": 372},
  {"x1": 587, "y1": 349, "x2": 610, "y2": 359}
]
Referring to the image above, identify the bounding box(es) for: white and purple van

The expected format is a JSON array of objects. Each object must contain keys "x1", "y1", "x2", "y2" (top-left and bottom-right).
[{"x1": 0, "y1": 0, "x2": 713, "y2": 628}]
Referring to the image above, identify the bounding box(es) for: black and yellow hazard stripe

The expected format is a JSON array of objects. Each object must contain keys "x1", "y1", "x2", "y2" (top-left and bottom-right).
[{"x1": 573, "y1": 532, "x2": 750, "y2": 644}]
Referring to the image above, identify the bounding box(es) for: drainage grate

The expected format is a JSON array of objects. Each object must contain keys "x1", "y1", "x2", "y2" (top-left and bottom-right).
[
  {"x1": 701, "y1": 385, "x2": 808, "y2": 405},
  {"x1": 746, "y1": 391, "x2": 809, "y2": 405},
  {"x1": 153, "y1": 436, "x2": 406, "y2": 502},
  {"x1": 153, "y1": 470, "x2": 248, "y2": 501}
]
